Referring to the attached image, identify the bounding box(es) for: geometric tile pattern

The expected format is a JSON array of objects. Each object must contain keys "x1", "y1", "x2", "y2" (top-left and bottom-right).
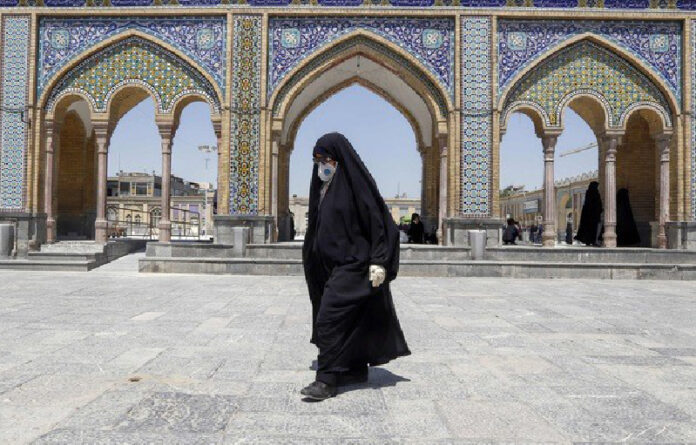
[
  {"x1": 271, "y1": 34, "x2": 449, "y2": 119},
  {"x1": 504, "y1": 40, "x2": 671, "y2": 129},
  {"x1": 268, "y1": 17, "x2": 455, "y2": 99},
  {"x1": 498, "y1": 20, "x2": 681, "y2": 105},
  {"x1": 0, "y1": 16, "x2": 30, "y2": 211},
  {"x1": 229, "y1": 16, "x2": 262, "y2": 216},
  {"x1": 0, "y1": 0, "x2": 694, "y2": 7},
  {"x1": 46, "y1": 36, "x2": 220, "y2": 114},
  {"x1": 460, "y1": 17, "x2": 492, "y2": 217},
  {"x1": 38, "y1": 16, "x2": 226, "y2": 98}
]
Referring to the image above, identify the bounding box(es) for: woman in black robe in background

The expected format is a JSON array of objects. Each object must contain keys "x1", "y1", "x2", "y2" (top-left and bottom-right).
[
  {"x1": 407, "y1": 213, "x2": 425, "y2": 244},
  {"x1": 616, "y1": 188, "x2": 641, "y2": 247},
  {"x1": 301, "y1": 132, "x2": 410, "y2": 400},
  {"x1": 575, "y1": 181, "x2": 603, "y2": 246}
]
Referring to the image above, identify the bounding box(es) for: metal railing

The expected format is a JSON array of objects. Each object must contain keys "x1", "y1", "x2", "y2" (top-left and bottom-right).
[{"x1": 106, "y1": 207, "x2": 202, "y2": 240}]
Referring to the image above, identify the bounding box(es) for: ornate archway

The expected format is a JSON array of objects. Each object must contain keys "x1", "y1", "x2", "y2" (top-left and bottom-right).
[
  {"x1": 266, "y1": 31, "x2": 454, "y2": 242},
  {"x1": 41, "y1": 35, "x2": 223, "y2": 243},
  {"x1": 499, "y1": 38, "x2": 675, "y2": 248}
]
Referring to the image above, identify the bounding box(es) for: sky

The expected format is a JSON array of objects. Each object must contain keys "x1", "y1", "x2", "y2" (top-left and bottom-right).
[{"x1": 108, "y1": 84, "x2": 598, "y2": 195}]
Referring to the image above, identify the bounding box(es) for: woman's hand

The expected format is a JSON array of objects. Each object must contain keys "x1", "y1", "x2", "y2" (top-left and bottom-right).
[{"x1": 369, "y1": 265, "x2": 386, "y2": 288}]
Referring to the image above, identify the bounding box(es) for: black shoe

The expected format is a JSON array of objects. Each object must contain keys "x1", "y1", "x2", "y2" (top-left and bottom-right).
[
  {"x1": 300, "y1": 381, "x2": 337, "y2": 400},
  {"x1": 337, "y1": 367, "x2": 368, "y2": 386}
]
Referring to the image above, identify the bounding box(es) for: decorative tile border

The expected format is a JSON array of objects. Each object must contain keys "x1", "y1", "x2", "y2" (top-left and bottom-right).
[
  {"x1": 0, "y1": 15, "x2": 30, "y2": 211},
  {"x1": 0, "y1": 0, "x2": 693, "y2": 8},
  {"x1": 460, "y1": 16, "x2": 492, "y2": 217},
  {"x1": 230, "y1": 15, "x2": 262, "y2": 215},
  {"x1": 268, "y1": 17, "x2": 455, "y2": 100},
  {"x1": 38, "y1": 16, "x2": 226, "y2": 99},
  {"x1": 498, "y1": 19, "x2": 681, "y2": 105}
]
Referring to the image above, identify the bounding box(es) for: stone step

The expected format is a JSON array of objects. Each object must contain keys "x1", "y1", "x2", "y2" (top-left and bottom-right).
[
  {"x1": 484, "y1": 247, "x2": 696, "y2": 264},
  {"x1": 27, "y1": 251, "x2": 102, "y2": 262},
  {"x1": 39, "y1": 241, "x2": 106, "y2": 254},
  {"x1": 246, "y1": 243, "x2": 696, "y2": 264},
  {"x1": 246, "y1": 243, "x2": 471, "y2": 261},
  {"x1": 0, "y1": 259, "x2": 96, "y2": 272},
  {"x1": 138, "y1": 257, "x2": 696, "y2": 280}
]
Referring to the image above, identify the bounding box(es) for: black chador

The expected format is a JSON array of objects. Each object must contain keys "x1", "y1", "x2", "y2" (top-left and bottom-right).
[
  {"x1": 300, "y1": 132, "x2": 410, "y2": 400},
  {"x1": 616, "y1": 188, "x2": 641, "y2": 247},
  {"x1": 575, "y1": 181, "x2": 603, "y2": 246}
]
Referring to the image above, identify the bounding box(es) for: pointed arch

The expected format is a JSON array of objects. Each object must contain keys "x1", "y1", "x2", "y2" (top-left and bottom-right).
[
  {"x1": 498, "y1": 33, "x2": 679, "y2": 118},
  {"x1": 286, "y1": 76, "x2": 427, "y2": 151},
  {"x1": 500, "y1": 38, "x2": 674, "y2": 132},
  {"x1": 269, "y1": 29, "x2": 452, "y2": 126},
  {"x1": 41, "y1": 30, "x2": 223, "y2": 117}
]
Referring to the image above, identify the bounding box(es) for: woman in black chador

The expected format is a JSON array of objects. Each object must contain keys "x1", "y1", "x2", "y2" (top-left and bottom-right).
[
  {"x1": 301, "y1": 132, "x2": 411, "y2": 401},
  {"x1": 575, "y1": 181, "x2": 603, "y2": 246},
  {"x1": 616, "y1": 188, "x2": 641, "y2": 247},
  {"x1": 407, "y1": 213, "x2": 425, "y2": 244}
]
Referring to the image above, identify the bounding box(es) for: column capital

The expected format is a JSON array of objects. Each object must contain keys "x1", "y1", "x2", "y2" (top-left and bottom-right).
[
  {"x1": 93, "y1": 121, "x2": 110, "y2": 154},
  {"x1": 44, "y1": 118, "x2": 62, "y2": 135},
  {"x1": 654, "y1": 133, "x2": 672, "y2": 162},
  {"x1": 541, "y1": 132, "x2": 560, "y2": 153},
  {"x1": 212, "y1": 119, "x2": 223, "y2": 140},
  {"x1": 600, "y1": 131, "x2": 623, "y2": 148},
  {"x1": 156, "y1": 120, "x2": 176, "y2": 140}
]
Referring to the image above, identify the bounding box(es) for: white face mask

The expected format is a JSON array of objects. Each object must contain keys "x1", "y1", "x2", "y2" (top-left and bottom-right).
[{"x1": 318, "y1": 162, "x2": 336, "y2": 182}]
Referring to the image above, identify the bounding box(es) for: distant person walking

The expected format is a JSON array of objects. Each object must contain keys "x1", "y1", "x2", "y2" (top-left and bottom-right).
[
  {"x1": 407, "y1": 213, "x2": 425, "y2": 244},
  {"x1": 301, "y1": 132, "x2": 410, "y2": 401},
  {"x1": 616, "y1": 188, "x2": 640, "y2": 247},
  {"x1": 575, "y1": 181, "x2": 603, "y2": 247}
]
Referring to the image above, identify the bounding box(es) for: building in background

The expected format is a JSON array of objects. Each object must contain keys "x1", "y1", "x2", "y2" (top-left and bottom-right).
[
  {"x1": 500, "y1": 170, "x2": 597, "y2": 242},
  {"x1": 288, "y1": 194, "x2": 420, "y2": 239},
  {"x1": 106, "y1": 172, "x2": 216, "y2": 239}
]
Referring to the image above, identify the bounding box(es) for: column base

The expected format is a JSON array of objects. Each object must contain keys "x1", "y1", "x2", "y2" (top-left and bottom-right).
[
  {"x1": 95, "y1": 218, "x2": 108, "y2": 244},
  {"x1": 159, "y1": 221, "x2": 171, "y2": 243},
  {"x1": 542, "y1": 224, "x2": 556, "y2": 248},
  {"x1": 443, "y1": 217, "x2": 504, "y2": 247},
  {"x1": 0, "y1": 212, "x2": 47, "y2": 257},
  {"x1": 667, "y1": 222, "x2": 696, "y2": 250},
  {"x1": 214, "y1": 215, "x2": 275, "y2": 245},
  {"x1": 46, "y1": 217, "x2": 57, "y2": 244},
  {"x1": 603, "y1": 224, "x2": 617, "y2": 248}
]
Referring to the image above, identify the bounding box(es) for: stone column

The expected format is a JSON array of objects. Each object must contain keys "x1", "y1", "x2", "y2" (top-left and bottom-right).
[
  {"x1": 602, "y1": 134, "x2": 622, "y2": 248},
  {"x1": 157, "y1": 122, "x2": 175, "y2": 243},
  {"x1": 541, "y1": 134, "x2": 558, "y2": 248},
  {"x1": 44, "y1": 120, "x2": 60, "y2": 244},
  {"x1": 420, "y1": 149, "x2": 426, "y2": 206},
  {"x1": 271, "y1": 136, "x2": 280, "y2": 242},
  {"x1": 93, "y1": 123, "x2": 110, "y2": 244},
  {"x1": 437, "y1": 137, "x2": 448, "y2": 245},
  {"x1": 656, "y1": 134, "x2": 672, "y2": 249}
]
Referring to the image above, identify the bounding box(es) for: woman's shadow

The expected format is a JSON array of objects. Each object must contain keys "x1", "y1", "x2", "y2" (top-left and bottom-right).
[{"x1": 305, "y1": 360, "x2": 410, "y2": 401}]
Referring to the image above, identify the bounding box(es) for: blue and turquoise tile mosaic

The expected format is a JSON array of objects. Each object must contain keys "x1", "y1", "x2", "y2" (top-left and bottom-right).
[
  {"x1": 0, "y1": 16, "x2": 30, "y2": 211},
  {"x1": 498, "y1": 20, "x2": 681, "y2": 104},
  {"x1": 38, "y1": 17, "x2": 226, "y2": 99},
  {"x1": 460, "y1": 17, "x2": 492, "y2": 217},
  {"x1": 268, "y1": 17, "x2": 455, "y2": 100}
]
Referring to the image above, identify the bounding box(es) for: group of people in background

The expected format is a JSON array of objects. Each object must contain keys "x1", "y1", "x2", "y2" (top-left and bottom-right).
[
  {"x1": 502, "y1": 181, "x2": 641, "y2": 247},
  {"x1": 399, "y1": 213, "x2": 438, "y2": 244},
  {"x1": 503, "y1": 219, "x2": 543, "y2": 245},
  {"x1": 574, "y1": 181, "x2": 641, "y2": 247}
]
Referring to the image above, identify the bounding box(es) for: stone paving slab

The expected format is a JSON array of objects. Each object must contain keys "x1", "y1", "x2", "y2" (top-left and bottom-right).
[{"x1": 1, "y1": 260, "x2": 696, "y2": 443}]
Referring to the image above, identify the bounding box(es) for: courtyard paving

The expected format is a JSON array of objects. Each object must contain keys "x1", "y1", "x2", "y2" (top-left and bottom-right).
[{"x1": 2, "y1": 253, "x2": 696, "y2": 443}]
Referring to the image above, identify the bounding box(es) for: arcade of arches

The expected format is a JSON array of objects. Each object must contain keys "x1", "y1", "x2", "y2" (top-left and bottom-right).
[{"x1": 0, "y1": 8, "x2": 694, "y2": 255}]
